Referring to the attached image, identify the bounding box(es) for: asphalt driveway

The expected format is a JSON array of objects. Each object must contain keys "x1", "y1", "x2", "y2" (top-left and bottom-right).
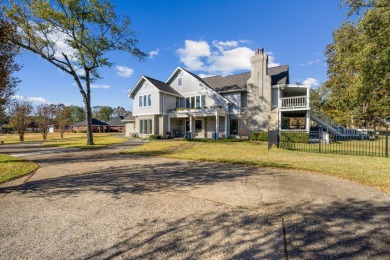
[{"x1": 0, "y1": 143, "x2": 389, "y2": 259}]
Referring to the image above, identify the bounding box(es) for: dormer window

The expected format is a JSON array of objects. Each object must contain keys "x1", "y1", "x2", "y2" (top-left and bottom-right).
[{"x1": 178, "y1": 77, "x2": 183, "y2": 87}]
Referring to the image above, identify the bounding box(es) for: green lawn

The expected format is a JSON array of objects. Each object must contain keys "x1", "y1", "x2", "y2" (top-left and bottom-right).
[
  {"x1": 122, "y1": 140, "x2": 390, "y2": 194},
  {"x1": 0, "y1": 133, "x2": 128, "y2": 183},
  {"x1": 43, "y1": 133, "x2": 128, "y2": 149},
  {"x1": 0, "y1": 154, "x2": 39, "y2": 183},
  {"x1": 0, "y1": 133, "x2": 128, "y2": 149}
]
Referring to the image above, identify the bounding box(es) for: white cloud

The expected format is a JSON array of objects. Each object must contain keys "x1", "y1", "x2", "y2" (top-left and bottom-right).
[
  {"x1": 11, "y1": 95, "x2": 50, "y2": 104},
  {"x1": 198, "y1": 73, "x2": 217, "y2": 78},
  {"x1": 208, "y1": 47, "x2": 253, "y2": 74},
  {"x1": 177, "y1": 40, "x2": 211, "y2": 70},
  {"x1": 91, "y1": 84, "x2": 110, "y2": 89},
  {"x1": 45, "y1": 30, "x2": 78, "y2": 62},
  {"x1": 149, "y1": 49, "x2": 159, "y2": 58},
  {"x1": 303, "y1": 78, "x2": 320, "y2": 86},
  {"x1": 177, "y1": 39, "x2": 280, "y2": 75},
  {"x1": 116, "y1": 65, "x2": 134, "y2": 78},
  {"x1": 212, "y1": 40, "x2": 239, "y2": 52},
  {"x1": 299, "y1": 58, "x2": 321, "y2": 66}
]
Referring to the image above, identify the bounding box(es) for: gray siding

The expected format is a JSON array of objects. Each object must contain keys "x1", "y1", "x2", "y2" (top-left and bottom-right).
[
  {"x1": 168, "y1": 69, "x2": 229, "y2": 110},
  {"x1": 222, "y1": 92, "x2": 241, "y2": 114},
  {"x1": 133, "y1": 78, "x2": 161, "y2": 116}
]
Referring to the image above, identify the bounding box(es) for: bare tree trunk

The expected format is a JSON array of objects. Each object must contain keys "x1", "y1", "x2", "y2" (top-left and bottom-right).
[
  {"x1": 19, "y1": 132, "x2": 24, "y2": 142},
  {"x1": 60, "y1": 127, "x2": 64, "y2": 139},
  {"x1": 84, "y1": 96, "x2": 94, "y2": 145}
]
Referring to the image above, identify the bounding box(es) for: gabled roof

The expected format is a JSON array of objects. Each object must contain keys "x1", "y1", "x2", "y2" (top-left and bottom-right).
[
  {"x1": 202, "y1": 65, "x2": 290, "y2": 93},
  {"x1": 166, "y1": 67, "x2": 232, "y2": 104},
  {"x1": 121, "y1": 112, "x2": 135, "y2": 122},
  {"x1": 143, "y1": 76, "x2": 182, "y2": 96},
  {"x1": 74, "y1": 118, "x2": 108, "y2": 126},
  {"x1": 129, "y1": 75, "x2": 182, "y2": 98},
  {"x1": 107, "y1": 116, "x2": 125, "y2": 126}
]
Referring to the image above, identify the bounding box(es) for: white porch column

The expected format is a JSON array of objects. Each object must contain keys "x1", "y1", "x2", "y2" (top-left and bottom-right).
[
  {"x1": 307, "y1": 87, "x2": 310, "y2": 108},
  {"x1": 168, "y1": 116, "x2": 171, "y2": 136},
  {"x1": 189, "y1": 116, "x2": 193, "y2": 138},
  {"x1": 306, "y1": 110, "x2": 311, "y2": 132},
  {"x1": 224, "y1": 115, "x2": 228, "y2": 138},
  {"x1": 215, "y1": 110, "x2": 219, "y2": 138}
]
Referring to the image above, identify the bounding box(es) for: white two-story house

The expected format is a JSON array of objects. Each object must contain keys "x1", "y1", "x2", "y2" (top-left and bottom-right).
[{"x1": 128, "y1": 49, "x2": 311, "y2": 139}]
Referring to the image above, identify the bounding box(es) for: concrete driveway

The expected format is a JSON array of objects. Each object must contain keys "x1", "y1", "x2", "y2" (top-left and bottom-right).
[{"x1": 0, "y1": 143, "x2": 389, "y2": 259}]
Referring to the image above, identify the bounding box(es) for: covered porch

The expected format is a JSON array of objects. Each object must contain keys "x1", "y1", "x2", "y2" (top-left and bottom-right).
[
  {"x1": 280, "y1": 111, "x2": 311, "y2": 131},
  {"x1": 167, "y1": 109, "x2": 228, "y2": 139}
]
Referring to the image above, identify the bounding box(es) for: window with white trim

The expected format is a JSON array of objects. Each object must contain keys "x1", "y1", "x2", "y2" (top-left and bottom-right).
[
  {"x1": 139, "y1": 119, "x2": 152, "y2": 134},
  {"x1": 148, "y1": 94, "x2": 151, "y2": 106},
  {"x1": 139, "y1": 96, "x2": 143, "y2": 107}
]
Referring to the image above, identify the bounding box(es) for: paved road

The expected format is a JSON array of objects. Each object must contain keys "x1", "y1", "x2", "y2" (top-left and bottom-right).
[{"x1": 0, "y1": 143, "x2": 389, "y2": 259}]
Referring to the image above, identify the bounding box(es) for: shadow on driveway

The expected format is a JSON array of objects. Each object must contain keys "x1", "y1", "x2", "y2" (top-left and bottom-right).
[{"x1": 84, "y1": 199, "x2": 390, "y2": 259}]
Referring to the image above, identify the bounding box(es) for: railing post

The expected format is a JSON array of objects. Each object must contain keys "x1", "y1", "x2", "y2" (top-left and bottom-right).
[
  {"x1": 386, "y1": 126, "x2": 389, "y2": 158},
  {"x1": 319, "y1": 126, "x2": 322, "y2": 153}
]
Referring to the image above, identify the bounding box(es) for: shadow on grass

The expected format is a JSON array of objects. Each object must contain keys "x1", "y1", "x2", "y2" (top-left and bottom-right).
[{"x1": 82, "y1": 199, "x2": 390, "y2": 259}]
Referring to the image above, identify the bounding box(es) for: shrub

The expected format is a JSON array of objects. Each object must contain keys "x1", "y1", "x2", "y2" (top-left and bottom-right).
[
  {"x1": 251, "y1": 131, "x2": 268, "y2": 141},
  {"x1": 280, "y1": 132, "x2": 309, "y2": 143},
  {"x1": 149, "y1": 134, "x2": 162, "y2": 140}
]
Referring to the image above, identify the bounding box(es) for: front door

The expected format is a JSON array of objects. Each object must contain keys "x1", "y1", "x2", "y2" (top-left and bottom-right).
[{"x1": 186, "y1": 120, "x2": 190, "y2": 132}]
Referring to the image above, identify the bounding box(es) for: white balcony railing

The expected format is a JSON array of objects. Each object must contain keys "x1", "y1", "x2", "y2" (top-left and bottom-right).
[{"x1": 281, "y1": 96, "x2": 308, "y2": 109}]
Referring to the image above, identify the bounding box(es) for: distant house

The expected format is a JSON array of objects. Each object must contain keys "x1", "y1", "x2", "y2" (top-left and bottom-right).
[
  {"x1": 121, "y1": 112, "x2": 135, "y2": 137},
  {"x1": 73, "y1": 118, "x2": 108, "y2": 133},
  {"x1": 48, "y1": 124, "x2": 72, "y2": 133},
  {"x1": 107, "y1": 116, "x2": 125, "y2": 132},
  {"x1": 26, "y1": 122, "x2": 39, "y2": 133}
]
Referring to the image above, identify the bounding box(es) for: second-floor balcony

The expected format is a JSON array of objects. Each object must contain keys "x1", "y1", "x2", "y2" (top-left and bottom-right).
[{"x1": 281, "y1": 96, "x2": 309, "y2": 109}]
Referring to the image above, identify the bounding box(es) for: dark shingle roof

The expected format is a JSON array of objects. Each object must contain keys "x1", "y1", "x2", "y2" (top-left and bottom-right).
[
  {"x1": 203, "y1": 72, "x2": 250, "y2": 92},
  {"x1": 268, "y1": 65, "x2": 289, "y2": 85},
  {"x1": 144, "y1": 76, "x2": 182, "y2": 97},
  {"x1": 74, "y1": 118, "x2": 108, "y2": 126},
  {"x1": 121, "y1": 112, "x2": 135, "y2": 122},
  {"x1": 107, "y1": 116, "x2": 125, "y2": 126},
  {"x1": 202, "y1": 65, "x2": 290, "y2": 93}
]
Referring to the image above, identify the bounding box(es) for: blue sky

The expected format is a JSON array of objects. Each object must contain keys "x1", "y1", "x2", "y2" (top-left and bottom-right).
[{"x1": 14, "y1": 0, "x2": 348, "y2": 111}]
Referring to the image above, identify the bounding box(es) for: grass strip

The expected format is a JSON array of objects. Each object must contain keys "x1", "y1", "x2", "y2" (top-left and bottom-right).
[
  {"x1": 0, "y1": 154, "x2": 39, "y2": 183},
  {"x1": 123, "y1": 140, "x2": 390, "y2": 194}
]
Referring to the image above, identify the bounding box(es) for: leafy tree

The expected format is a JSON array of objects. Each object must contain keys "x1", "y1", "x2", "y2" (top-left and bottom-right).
[
  {"x1": 324, "y1": 0, "x2": 390, "y2": 127},
  {"x1": 35, "y1": 104, "x2": 53, "y2": 140},
  {"x1": 68, "y1": 105, "x2": 85, "y2": 124},
  {"x1": 8, "y1": 100, "x2": 32, "y2": 141},
  {"x1": 55, "y1": 104, "x2": 72, "y2": 139},
  {"x1": 2, "y1": 0, "x2": 146, "y2": 145},
  {"x1": 93, "y1": 105, "x2": 113, "y2": 122},
  {"x1": 0, "y1": 18, "x2": 20, "y2": 120},
  {"x1": 113, "y1": 106, "x2": 127, "y2": 118}
]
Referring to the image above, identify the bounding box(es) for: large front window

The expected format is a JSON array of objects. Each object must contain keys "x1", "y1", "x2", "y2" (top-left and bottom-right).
[
  {"x1": 191, "y1": 97, "x2": 195, "y2": 108},
  {"x1": 230, "y1": 119, "x2": 238, "y2": 135},
  {"x1": 195, "y1": 120, "x2": 202, "y2": 132},
  {"x1": 186, "y1": 97, "x2": 190, "y2": 109},
  {"x1": 139, "y1": 119, "x2": 152, "y2": 134},
  {"x1": 195, "y1": 96, "x2": 200, "y2": 108}
]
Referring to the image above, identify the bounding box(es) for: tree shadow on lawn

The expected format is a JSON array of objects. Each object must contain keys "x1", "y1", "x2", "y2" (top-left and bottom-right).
[{"x1": 82, "y1": 199, "x2": 390, "y2": 259}]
